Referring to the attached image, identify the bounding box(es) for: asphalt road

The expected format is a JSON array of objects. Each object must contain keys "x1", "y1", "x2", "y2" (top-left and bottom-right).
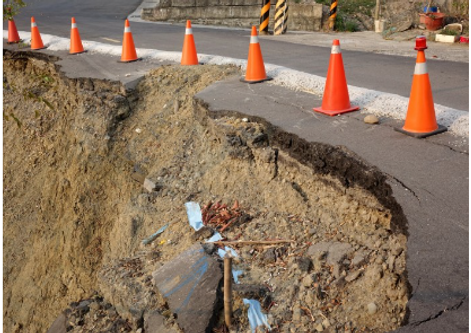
[
  {"x1": 5, "y1": 0, "x2": 469, "y2": 111},
  {"x1": 3, "y1": 1, "x2": 469, "y2": 332}
]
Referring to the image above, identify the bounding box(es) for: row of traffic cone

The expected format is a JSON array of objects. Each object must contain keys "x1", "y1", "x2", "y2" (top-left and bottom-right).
[
  {"x1": 8, "y1": 17, "x2": 83, "y2": 53},
  {"x1": 7, "y1": 17, "x2": 196, "y2": 63},
  {"x1": 7, "y1": 17, "x2": 444, "y2": 138},
  {"x1": 243, "y1": 30, "x2": 445, "y2": 138}
]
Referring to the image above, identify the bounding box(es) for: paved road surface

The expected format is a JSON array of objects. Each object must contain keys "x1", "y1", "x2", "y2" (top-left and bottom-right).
[{"x1": 5, "y1": 0, "x2": 469, "y2": 111}]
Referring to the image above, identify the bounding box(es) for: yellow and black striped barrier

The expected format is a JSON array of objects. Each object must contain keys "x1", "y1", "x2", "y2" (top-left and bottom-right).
[
  {"x1": 329, "y1": 0, "x2": 338, "y2": 31},
  {"x1": 274, "y1": 0, "x2": 288, "y2": 35},
  {"x1": 259, "y1": 0, "x2": 270, "y2": 35}
]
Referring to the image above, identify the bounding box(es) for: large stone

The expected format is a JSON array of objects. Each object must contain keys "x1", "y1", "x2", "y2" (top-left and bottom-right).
[
  {"x1": 144, "y1": 310, "x2": 180, "y2": 333},
  {"x1": 46, "y1": 313, "x2": 67, "y2": 333},
  {"x1": 153, "y1": 243, "x2": 223, "y2": 333}
]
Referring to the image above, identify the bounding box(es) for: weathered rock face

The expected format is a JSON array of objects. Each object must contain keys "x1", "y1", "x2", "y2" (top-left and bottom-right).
[
  {"x1": 142, "y1": 0, "x2": 324, "y2": 31},
  {"x1": 153, "y1": 244, "x2": 223, "y2": 333}
]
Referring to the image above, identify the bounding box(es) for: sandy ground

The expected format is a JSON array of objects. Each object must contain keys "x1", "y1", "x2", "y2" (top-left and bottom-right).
[{"x1": 4, "y1": 51, "x2": 409, "y2": 332}]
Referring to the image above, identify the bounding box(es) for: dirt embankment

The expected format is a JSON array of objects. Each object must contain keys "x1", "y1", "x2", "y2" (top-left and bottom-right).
[{"x1": 3, "y1": 50, "x2": 409, "y2": 333}]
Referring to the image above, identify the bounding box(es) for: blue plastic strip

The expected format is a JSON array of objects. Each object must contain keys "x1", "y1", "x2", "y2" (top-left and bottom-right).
[
  {"x1": 141, "y1": 224, "x2": 169, "y2": 245},
  {"x1": 233, "y1": 270, "x2": 243, "y2": 284},
  {"x1": 206, "y1": 232, "x2": 223, "y2": 243},
  {"x1": 185, "y1": 202, "x2": 204, "y2": 231},
  {"x1": 217, "y1": 246, "x2": 238, "y2": 258},
  {"x1": 243, "y1": 299, "x2": 271, "y2": 333}
]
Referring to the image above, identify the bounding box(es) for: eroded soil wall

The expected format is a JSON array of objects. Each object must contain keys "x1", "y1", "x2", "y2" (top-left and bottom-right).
[{"x1": 3, "y1": 50, "x2": 409, "y2": 333}]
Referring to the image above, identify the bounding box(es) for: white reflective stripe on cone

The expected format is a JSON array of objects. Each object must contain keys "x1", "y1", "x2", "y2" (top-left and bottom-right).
[
  {"x1": 414, "y1": 62, "x2": 427, "y2": 75},
  {"x1": 250, "y1": 36, "x2": 259, "y2": 44},
  {"x1": 186, "y1": 28, "x2": 192, "y2": 35},
  {"x1": 71, "y1": 23, "x2": 77, "y2": 29},
  {"x1": 331, "y1": 45, "x2": 341, "y2": 54},
  {"x1": 31, "y1": 22, "x2": 37, "y2": 28},
  {"x1": 124, "y1": 27, "x2": 131, "y2": 33}
]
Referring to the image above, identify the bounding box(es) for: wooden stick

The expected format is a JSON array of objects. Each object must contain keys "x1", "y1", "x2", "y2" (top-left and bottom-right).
[
  {"x1": 209, "y1": 240, "x2": 295, "y2": 246},
  {"x1": 224, "y1": 256, "x2": 233, "y2": 328}
]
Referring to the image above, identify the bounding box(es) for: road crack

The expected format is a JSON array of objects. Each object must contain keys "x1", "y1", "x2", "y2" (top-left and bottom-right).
[
  {"x1": 385, "y1": 172, "x2": 420, "y2": 202},
  {"x1": 410, "y1": 297, "x2": 467, "y2": 327}
]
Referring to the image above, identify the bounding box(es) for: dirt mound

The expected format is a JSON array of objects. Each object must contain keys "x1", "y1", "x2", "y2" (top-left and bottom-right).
[{"x1": 3, "y1": 50, "x2": 409, "y2": 333}]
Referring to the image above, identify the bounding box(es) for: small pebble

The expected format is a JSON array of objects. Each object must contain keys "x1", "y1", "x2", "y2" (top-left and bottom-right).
[
  {"x1": 292, "y1": 304, "x2": 302, "y2": 322},
  {"x1": 367, "y1": 302, "x2": 378, "y2": 314},
  {"x1": 364, "y1": 115, "x2": 379, "y2": 124},
  {"x1": 322, "y1": 318, "x2": 330, "y2": 327},
  {"x1": 242, "y1": 118, "x2": 249, "y2": 122},
  {"x1": 302, "y1": 274, "x2": 314, "y2": 287},
  {"x1": 135, "y1": 128, "x2": 142, "y2": 133}
]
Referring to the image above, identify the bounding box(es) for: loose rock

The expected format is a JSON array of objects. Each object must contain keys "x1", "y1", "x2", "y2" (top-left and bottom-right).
[
  {"x1": 367, "y1": 302, "x2": 378, "y2": 314},
  {"x1": 364, "y1": 115, "x2": 379, "y2": 124}
]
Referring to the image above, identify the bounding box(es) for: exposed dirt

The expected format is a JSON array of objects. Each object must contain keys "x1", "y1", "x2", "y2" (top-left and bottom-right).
[{"x1": 3, "y1": 50, "x2": 409, "y2": 333}]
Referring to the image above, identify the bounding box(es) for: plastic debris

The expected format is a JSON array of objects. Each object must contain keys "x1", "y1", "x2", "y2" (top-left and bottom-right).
[
  {"x1": 185, "y1": 202, "x2": 204, "y2": 231},
  {"x1": 233, "y1": 270, "x2": 243, "y2": 284},
  {"x1": 206, "y1": 232, "x2": 242, "y2": 283},
  {"x1": 243, "y1": 299, "x2": 271, "y2": 333},
  {"x1": 186, "y1": 202, "x2": 246, "y2": 317},
  {"x1": 142, "y1": 224, "x2": 169, "y2": 245},
  {"x1": 206, "y1": 232, "x2": 223, "y2": 243},
  {"x1": 217, "y1": 246, "x2": 238, "y2": 259}
]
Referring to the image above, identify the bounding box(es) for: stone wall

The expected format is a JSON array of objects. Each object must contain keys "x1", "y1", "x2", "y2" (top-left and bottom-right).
[{"x1": 142, "y1": 0, "x2": 324, "y2": 32}]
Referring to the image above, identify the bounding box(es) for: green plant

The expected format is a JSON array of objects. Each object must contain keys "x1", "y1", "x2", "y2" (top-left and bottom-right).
[
  {"x1": 345, "y1": 20, "x2": 359, "y2": 32},
  {"x1": 3, "y1": 72, "x2": 56, "y2": 128},
  {"x1": 440, "y1": 28, "x2": 460, "y2": 35},
  {"x1": 3, "y1": 110, "x2": 22, "y2": 127},
  {"x1": 316, "y1": 0, "x2": 375, "y2": 15},
  {"x1": 318, "y1": 0, "x2": 373, "y2": 31},
  {"x1": 3, "y1": 0, "x2": 25, "y2": 21},
  {"x1": 452, "y1": 0, "x2": 469, "y2": 14},
  {"x1": 334, "y1": 13, "x2": 359, "y2": 32}
]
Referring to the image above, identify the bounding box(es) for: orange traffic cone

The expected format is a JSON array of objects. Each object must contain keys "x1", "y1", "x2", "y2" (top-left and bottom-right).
[
  {"x1": 395, "y1": 37, "x2": 446, "y2": 138},
  {"x1": 70, "y1": 17, "x2": 85, "y2": 54},
  {"x1": 181, "y1": 20, "x2": 199, "y2": 65},
  {"x1": 313, "y1": 39, "x2": 359, "y2": 116},
  {"x1": 241, "y1": 26, "x2": 272, "y2": 84},
  {"x1": 7, "y1": 19, "x2": 21, "y2": 44},
  {"x1": 31, "y1": 17, "x2": 46, "y2": 50},
  {"x1": 120, "y1": 19, "x2": 139, "y2": 63}
]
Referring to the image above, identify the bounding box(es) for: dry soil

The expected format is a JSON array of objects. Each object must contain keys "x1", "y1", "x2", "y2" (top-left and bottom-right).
[{"x1": 3, "y1": 50, "x2": 409, "y2": 333}]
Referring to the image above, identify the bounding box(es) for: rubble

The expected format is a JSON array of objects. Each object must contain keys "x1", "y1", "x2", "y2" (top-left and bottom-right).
[{"x1": 4, "y1": 53, "x2": 409, "y2": 332}]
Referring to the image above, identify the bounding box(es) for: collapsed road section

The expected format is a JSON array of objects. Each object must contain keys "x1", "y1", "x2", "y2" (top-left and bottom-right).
[{"x1": 4, "y1": 50, "x2": 408, "y2": 333}]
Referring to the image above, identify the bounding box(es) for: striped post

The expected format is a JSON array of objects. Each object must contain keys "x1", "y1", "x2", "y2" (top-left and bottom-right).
[
  {"x1": 274, "y1": 0, "x2": 288, "y2": 35},
  {"x1": 259, "y1": 0, "x2": 270, "y2": 35},
  {"x1": 329, "y1": 0, "x2": 338, "y2": 31}
]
